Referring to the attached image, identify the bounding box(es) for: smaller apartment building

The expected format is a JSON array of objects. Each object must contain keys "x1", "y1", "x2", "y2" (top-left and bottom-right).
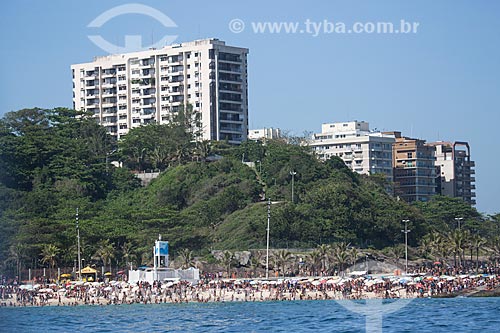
[
  {"x1": 310, "y1": 121, "x2": 395, "y2": 178},
  {"x1": 248, "y1": 128, "x2": 281, "y2": 141},
  {"x1": 428, "y1": 141, "x2": 476, "y2": 205}
]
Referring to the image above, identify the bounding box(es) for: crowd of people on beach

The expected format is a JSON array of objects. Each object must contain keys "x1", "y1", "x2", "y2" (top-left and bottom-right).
[{"x1": 1, "y1": 268, "x2": 499, "y2": 307}]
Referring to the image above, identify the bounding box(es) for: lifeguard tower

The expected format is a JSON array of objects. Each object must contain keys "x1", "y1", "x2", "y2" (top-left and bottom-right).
[
  {"x1": 128, "y1": 235, "x2": 199, "y2": 284},
  {"x1": 153, "y1": 235, "x2": 169, "y2": 280}
]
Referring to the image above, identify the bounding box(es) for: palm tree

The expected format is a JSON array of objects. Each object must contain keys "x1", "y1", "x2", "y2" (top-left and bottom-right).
[
  {"x1": 390, "y1": 245, "x2": 405, "y2": 267},
  {"x1": 332, "y1": 243, "x2": 350, "y2": 276},
  {"x1": 9, "y1": 243, "x2": 28, "y2": 279},
  {"x1": 177, "y1": 248, "x2": 194, "y2": 269},
  {"x1": 219, "y1": 251, "x2": 234, "y2": 277},
  {"x1": 40, "y1": 244, "x2": 59, "y2": 279},
  {"x1": 249, "y1": 251, "x2": 264, "y2": 277},
  {"x1": 471, "y1": 234, "x2": 487, "y2": 273},
  {"x1": 317, "y1": 244, "x2": 331, "y2": 273},
  {"x1": 419, "y1": 234, "x2": 434, "y2": 259},
  {"x1": 308, "y1": 250, "x2": 322, "y2": 276},
  {"x1": 121, "y1": 242, "x2": 136, "y2": 269},
  {"x1": 431, "y1": 233, "x2": 448, "y2": 264},
  {"x1": 448, "y1": 230, "x2": 466, "y2": 267},
  {"x1": 93, "y1": 239, "x2": 115, "y2": 273},
  {"x1": 490, "y1": 236, "x2": 500, "y2": 267},
  {"x1": 349, "y1": 247, "x2": 360, "y2": 267},
  {"x1": 273, "y1": 250, "x2": 292, "y2": 277}
]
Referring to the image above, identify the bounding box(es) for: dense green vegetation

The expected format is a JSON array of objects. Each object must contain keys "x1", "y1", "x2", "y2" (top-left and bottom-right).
[{"x1": 1, "y1": 108, "x2": 499, "y2": 278}]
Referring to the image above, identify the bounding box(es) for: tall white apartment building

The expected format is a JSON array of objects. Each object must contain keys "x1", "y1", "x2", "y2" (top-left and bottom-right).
[
  {"x1": 427, "y1": 141, "x2": 476, "y2": 205},
  {"x1": 71, "y1": 38, "x2": 248, "y2": 144},
  {"x1": 309, "y1": 121, "x2": 395, "y2": 178}
]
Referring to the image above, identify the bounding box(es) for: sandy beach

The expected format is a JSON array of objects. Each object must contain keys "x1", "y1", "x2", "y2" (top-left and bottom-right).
[{"x1": 2, "y1": 272, "x2": 499, "y2": 308}]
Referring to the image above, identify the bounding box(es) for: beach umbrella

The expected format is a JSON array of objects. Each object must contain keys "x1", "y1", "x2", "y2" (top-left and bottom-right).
[
  {"x1": 19, "y1": 285, "x2": 34, "y2": 290},
  {"x1": 38, "y1": 288, "x2": 54, "y2": 293}
]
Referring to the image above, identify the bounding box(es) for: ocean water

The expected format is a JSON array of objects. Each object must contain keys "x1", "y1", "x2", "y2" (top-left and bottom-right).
[{"x1": 1, "y1": 298, "x2": 499, "y2": 332}]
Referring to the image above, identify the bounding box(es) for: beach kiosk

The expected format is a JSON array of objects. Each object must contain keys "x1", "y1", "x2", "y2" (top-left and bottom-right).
[{"x1": 79, "y1": 266, "x2": 98, "y2": 282}]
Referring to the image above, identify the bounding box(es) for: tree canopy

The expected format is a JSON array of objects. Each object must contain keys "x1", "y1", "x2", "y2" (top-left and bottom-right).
[{"x1": 0, "y1": 107, "x2": 496, "y2": 278}]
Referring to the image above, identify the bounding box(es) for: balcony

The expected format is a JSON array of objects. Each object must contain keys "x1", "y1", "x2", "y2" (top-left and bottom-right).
[
  {"x1": 218, "y1": 53, "x2": 242, "y2": 63},
  {"x1": 220, "y1": 127, "x2": 242, "y2": 134},
  {"x1": 168, "y1": 57, "x2": 183, "y2": 65},
  {"x1": 102, "y1": 102, "x2": 117, "y2": 108},
  {"x1": 102, "y1": 71, "x2": 116, "y2": 78},
  {"x1": 101, "y1": 82, "x2": 116, "y2": 88},
  {"x1": 139, "y1": 61, "x2": 155, "y2": 68},
  {"x1": 140, "y1": 71, "x2": 155, "y2": 78},
  {"x1": 101, "y1": 91, "x2": 116, "y2": 97},
  {"x1": 219, "y1": 76, "x2": 242, "y2": 83}
]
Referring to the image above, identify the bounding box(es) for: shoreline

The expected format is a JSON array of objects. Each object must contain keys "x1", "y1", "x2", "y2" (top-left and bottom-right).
[{"x1": 2, "y1": 273, "x2": 499, "y2": 308}]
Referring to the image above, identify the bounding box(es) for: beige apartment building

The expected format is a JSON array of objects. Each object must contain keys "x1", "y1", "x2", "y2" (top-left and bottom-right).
[
  {"x1": 389, "y1": 132, "x2": 436, "y2": 203},
  {"x1": 71, "y1": 38, "x2": 248, "y2": 144},
  {"x1": 310, "y1": 121, "x2": 395, "y2": 178},
  {"x1": 427, "y1": 141, "x2": 476, "y2": 205}
]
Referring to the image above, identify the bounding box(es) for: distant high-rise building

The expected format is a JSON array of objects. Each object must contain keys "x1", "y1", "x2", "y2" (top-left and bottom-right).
[
  {"x1": 248, "y1": 128, "x2": 282, "y2": 141},
  {"x1": 71, "y1": 38, "x2": 249, "y2": 144},
  {"x1": 309, "y1": 121, "x2": 395, "y2": 178},
  {"x1": 427, "y1": 141, "x2": 476, "y2": 205},
  {"x1": 389, "y1": 132, "x2": 436, "y2": 203}
]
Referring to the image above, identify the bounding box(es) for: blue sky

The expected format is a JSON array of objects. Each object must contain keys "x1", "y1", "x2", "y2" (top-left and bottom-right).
[{"x1": 1, "y1": 0, "x2": 499, "y2": 214}]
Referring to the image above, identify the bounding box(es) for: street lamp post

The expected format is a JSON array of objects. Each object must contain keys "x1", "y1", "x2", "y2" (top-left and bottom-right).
[
  {"x1": 76, "y1": 208, "x2": 82, "y2": 281},
  {"x1": 265, "y1": 198, "x2": 271, "y2": 279},
  {"x1": 402, "y1": 219, "x2": 411, "y2": 275},
  {"x1": 290, "y1": 171, "x2": 297, "y2": 203},
  {"x1": 455, "y1": 217, "x2": 463, "y2": 231}
]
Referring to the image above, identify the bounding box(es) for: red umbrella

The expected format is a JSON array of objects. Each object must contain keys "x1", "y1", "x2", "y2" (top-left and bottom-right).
[
  {"x1": 433, "y1": 261, "x2": 441, "y2": 265},
  {"x1": 117, "y1": 270, "x2": 125, "y2": 275}
]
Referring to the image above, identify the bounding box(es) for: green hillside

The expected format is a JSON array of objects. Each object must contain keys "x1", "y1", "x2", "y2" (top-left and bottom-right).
[{"x1": 1, "y1": 108, "x2": 497, "y2": 277}]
